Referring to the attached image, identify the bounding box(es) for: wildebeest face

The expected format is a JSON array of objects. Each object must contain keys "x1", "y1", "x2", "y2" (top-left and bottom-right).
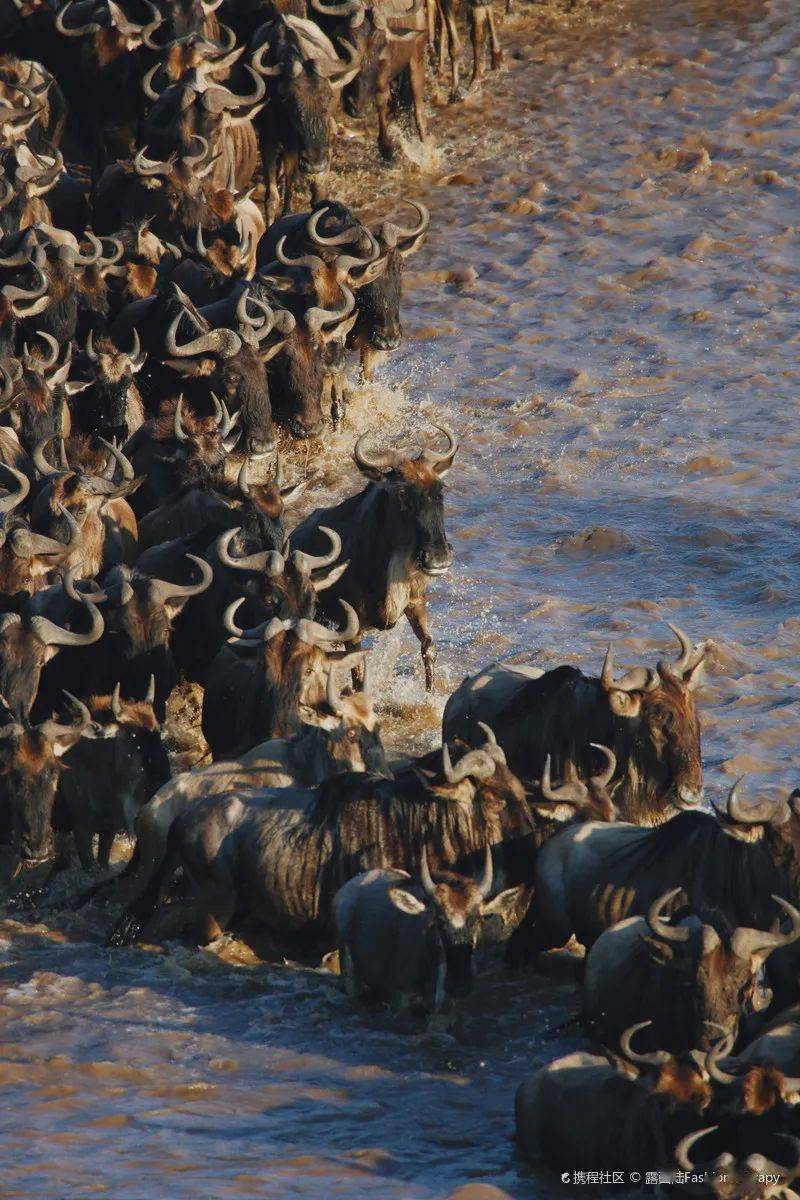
[
  {"x1": 392, "y1": 463, "x2": 453, "y2": 576},
  {"x1": 278, "y1": 66, "x2": 333, "y2": 175},
  {"x1": 0, "y1": 712, "x2": 84, "y2": 862},
  {"x1": 354, "y1": 252, "x2": 402, "y2": 351},
  {"x1": 213, "y1": 349, "x2": 275, "y2": 456},
  {"x1": 632, "y1": 675, "x2": 703, "y2": 808},
  {"x1": 267, "y1": 328, "x2": 325, "y2": 439}
]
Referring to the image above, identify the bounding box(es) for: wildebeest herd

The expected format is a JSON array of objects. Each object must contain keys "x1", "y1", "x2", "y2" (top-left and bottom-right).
[{"x1": 1, "y1": 2, "x2": 799, "y2": 1196}]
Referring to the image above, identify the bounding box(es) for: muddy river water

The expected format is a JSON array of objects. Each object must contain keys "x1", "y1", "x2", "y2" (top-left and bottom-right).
[{"x1": 3, "y1": 0, "x2": 800, "y2": 1195}]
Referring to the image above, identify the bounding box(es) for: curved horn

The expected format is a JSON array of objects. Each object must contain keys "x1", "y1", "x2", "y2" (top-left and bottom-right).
[
  {"x1": 111, "y1": 681, "x2": 122, "y2": 721},
  {"x1": 305, "y1": 284, "x2": 356, "y2": 336},
  {"x1": 353, "y1": 430, "x2": 399, "y2": 477},
  {"x1": 477, "y1": 721, "x2": 506, "y2": 766},
  {"x1": 132, "y1": 145, "x2": 173, "y2": 176},
  {"x1": 646, "y1": 888, "x2": 689, "y2": 945},
  {"x1": 392, "y1": 198, "x2": 430, "y2": 246},
  {"x1": 216, "y1": 526, "x2": 277, "y2": 574},
  {"x1": 201, "y1": 65, "x2": 266, "y2": 113},
  {"x1": 441, "y1": 742, "x2": 495, "y2": 785},
  {"x1": 704, "y1": 1024, "x2": 737, "y2": 1086},
  {"x1": 295, "y1": 600, "x2": 359, "y2": 646},
  {"x1": 275, "y1": 235, "x2": 324, "y2": 273},
  {"x1": 719, "y1": 777, "x2": 781, "y2": 827},
  {"x1": 589, "y1": 742, "x2": 617, "y2": 787},
  {"x1": 420, "y1": 845, "x2": 436, "y2": 898},
  {"x1": 24, "y1": 331, "x2": 60, "y2": 371},
  {"x1": 601, "y1": 643, "x2": 658, "y2": 694},
  {"x1": 30, "y1": 595, "x2": 104, "y2": 647},
  {"x1": 421, "y1": 424, "x2": 458, "y2": 476},
  {"x1": 149, "y1": 554, "x2": 213, "y2": 604},
  {"x1": 165, "y1": 307, "x2": 242, "y2": 359},
  {"x1": 731, "y1": 895, "x2": 800, "y2": 960},
  {"x1": 97, "y1": 437, "x2": 134, "y2": 481},
  {"x1": 306, "y1": 206, "x2": 362, "y2": 248},
  {"x1": 539, "y1": 754, "x2": 588, "y2": 806},
  {"x1": 476, "y1": 843, "x2": 493, "y2": 901},
  {"x1": 0, "y1": 462, "x2": 30, "y2": 515},
  {"x1": 291, "y1": 526, "x2": 341, "y2": 575},
  {"x1": 619, "y1": 1021, "x2": 670, "y2": 1070},
  {"x1": 55, "y1": 0, "x2": 101, "y2": 36},
  {"x1": 172, "y1": 394, "x2": 189, "y2": 443},
  {"x1": 667, "y1": 622, "x2": 694, "y2": 673},
  {"x1": 674, "y1": 1127, "x2": 719, "y2": 1173},
  {"x1": 32, "y1": 434, "x2": 64, "y2": 478}
]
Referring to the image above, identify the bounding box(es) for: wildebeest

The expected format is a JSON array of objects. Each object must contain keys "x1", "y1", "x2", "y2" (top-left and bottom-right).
[
  {"x1": 33, "y1": 553, "x2": 212, "y2": 719},
  {"x1": 334, "y1": 845, "x2": 525, "y2": 1012},
  {"x1": 0, "y1": 461, "x2": 83, "y2": 598},
  {"x1": 514, "y1": 1022, "x2": 717, "y2": 1176},
  {"x1": 108, "y1": 729, "x2": 535, "y2": 947},
  {"x1": 97, "y1": 662, "x2": 388, "y2": 915},
  {"x1": 0, "y1": 590, "x2": 103, "y2": 717},
  {"x1": 673, "y1": 1125, "x2": 800, "y2": 1200},
  {"x1": 443, "y1": 623, "x2": 707, "y2": 824},
  {"x1": 248, "y1": 15, "x2": 359, "y2": 220},
  {"x1": 289, "y1": 426, "x2": 457, "y2": 690},
  {"x1": 0, "y1": 690, "x2": 89, "y2": 864},
  {"x1": 201, "y1": 597, "x2": 361, "y2": 755},
  {"x1": 57, "y1": 679, "x2": 170, "y2": 870},
  {"x1": 583, "y1": 890, "x2": 800, "y2": 1054},
  {"x1": 517, "y1": 782, "x2": 800, "y2": 962},
  {"x1": 342, "y1": 0, "x2": 427, "y2": 161}
]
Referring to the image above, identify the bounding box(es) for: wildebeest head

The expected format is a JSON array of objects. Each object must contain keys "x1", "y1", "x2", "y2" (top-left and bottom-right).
[
  {"x1": 0, "y1": 461, "x2": 87, "y2": 599},
  {"x1": 148, "y1": 392, "x2": 240, "y2": 487},
  {"x1": 217, "y1": 520, "x2": 347, "y2": 625},
  {"x1": 351, "y1": 200, "x2": 429, "y2": 356},
  {"x1": 76, "y1": 677, "x2": 171, "y2": 804},
  {"x1": 2, "y1": 335, "x2": 87, "y2": 454},
  {"x1": 389, "y1": 845, "x2": 524, "y2": 998},
  {"x1": 642, "y1": 890, "x2": 800, "y2": 1049},
  {"x1": 0, "y1": 144, "x2": 61, "y2": 239},
  {"x1": 674, "y1": 1123, "x2": 800, "y2": 1200},
  {"x1": 309, "y1": 658, "x2": 388, "y2": 775},
  {"x1": 250, "y1": 20, "x2": 358, "y2": 175},
  {"x1": 537, "y1": 743, "x2": 618, "y2": 823},
  {"x1": 223, "y1": 596, "x2": 361, "y2": 735},
  {"x1": 73, "y1": 329, "x2": 146, "y2": 441},
  {"x1": 55, "y1": 0, "x2": 164, "y2": 63},
  {"x1": 163, "y1": 286, "x2": 281, "y2": 456},
  {"x1": 0, "y1": 588, "x2": 103, "y2": 716},
  {"x1": 614, "y1": 1020, "x2": 714, "y2": 1113},
  {"x1": 0, "y1": 691, "x2": 89, "y2": 862},
  {"x1": 341, "y1": 3, "x2": 419, "y2": 118},
  {"x1": 600, "y1": 623, "x2": 706, "y2": 811},
  {"x1": 139, "y1": 61, "x2": 265, "y2": 164},
  {"x1": 353, "y1": 425, "x2": 457, "y2": 576}
]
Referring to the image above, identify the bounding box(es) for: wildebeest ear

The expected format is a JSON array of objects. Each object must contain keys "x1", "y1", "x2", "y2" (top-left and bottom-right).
[
  {"x1": 607, "y1": 689, "x2": 642, "y2": 719},
  {"x1": 480, "y1": 885, "x2": 527, "y2": 928},
  {"x1": 388, "y1": 887, "x2": 426, "y2": 916}
]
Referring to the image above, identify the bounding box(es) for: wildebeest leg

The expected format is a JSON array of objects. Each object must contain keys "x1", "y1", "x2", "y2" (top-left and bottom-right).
[
  {"x1": 282, "y1": 152, "x2": 299, "y2": 216},
  {"x1": 405, "y1": 597, "x2": 436, "y2": 691},
  {"x1": 331, "y1": 375, "x2": 347, "y2": 431},
  {"x1": 74, "y1": 826, "x2": 97, "y2": 873},
  {"x1": 487, "y1": 6, "x2": 502, "y2": 69},
  {"x1": 339, "y1": 944, "x2": 360, "y2": 998},
  {"x1": 376, "y1": 81, "x2": 397, "y2": 161},
  {"x1": 409, "y1": 50, "x2": 428, "y2": 144},
  {"x1": 346, "y1": 638, "x2": 366, "y2": 690},
  {"x1": 441, "y1": 0, "x2": 461, "y2": 102},
  {"x1": 469, "y1": 6, "x2": 489, "y2": 87},
  {"x1": 97, "y1": 830, "x2": 115, "y2": 871}
]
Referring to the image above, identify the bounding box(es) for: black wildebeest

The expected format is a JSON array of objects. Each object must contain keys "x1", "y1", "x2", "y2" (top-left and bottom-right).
[
  {"x1": 334, "y1": 845, "x2": 525, "y2": 1012},
  {"x1": 109, "y1": 729, "x2": 536, "y2": 946},
  {"x1": 583, "y1": 890, "x2": 800, "y2": 1054},
  {"x1": 0, "y1": 691, "x2": 89, "y2": 865},
  {"x1": 201, "y1": 597, "x2": 361, "y2": 755},
  {"x1": 523, "y1": 782, "x2": 800, "y2": 961},
  {"x1": 443, "y1": 623, "x2": 707, "y2": 825},
  {"x1": 289, "y1": 426, "x2": 457, "y2": 691},
  {"x1": 514, "y1": 1022, "x2": 718, "y2": 1176},
  {"x1": 57, "y1": 679, "x2": 171, "y2": 871}
]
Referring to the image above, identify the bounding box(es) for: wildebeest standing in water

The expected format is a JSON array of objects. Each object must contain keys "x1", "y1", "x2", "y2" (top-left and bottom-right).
[
  {"x1": 334, "y1": 845, "x2": 525, "y2": 1013},
  {"x1": 289, "y1": 427, "x2": 457, "y2": 691},
  {"x1": 443, "y1": 623, "x2": 707, "y2": 824}
]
